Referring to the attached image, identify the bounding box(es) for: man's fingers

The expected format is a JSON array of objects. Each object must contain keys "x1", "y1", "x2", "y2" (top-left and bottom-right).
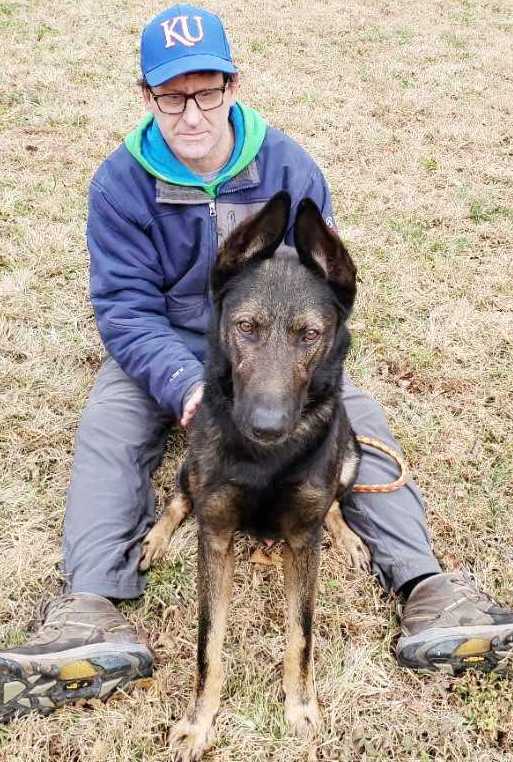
[{"x1": 180, "y1": 386, "x2": 204, "y2": 427}]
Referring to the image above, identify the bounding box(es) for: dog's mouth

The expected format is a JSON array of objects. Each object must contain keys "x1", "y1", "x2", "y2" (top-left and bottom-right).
[{"x1": 242, "y1": 426, "x2": 289, "y2": 447}]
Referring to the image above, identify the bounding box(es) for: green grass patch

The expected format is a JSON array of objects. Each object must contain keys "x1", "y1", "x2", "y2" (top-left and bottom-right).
[
  {"x1": 145, "y1": 557, "x2": 194, "y2": 607},
  {"x1": 0, "y1": 2, "x2": 18, "y2": 14},
  {"x1": 249, "y1": 39, "x2": 266, "y2": 54},
  {"x1": 441, "y1": 32, "x2": 467, "y2": 49},
  {"x1": 396, "y1": 74, "x2": 416, "y2": 89},
  {"x1": 451, "y1": 673, "x2": 513, "y2": 741},
  {"x1": 422, "y1": 157, "x2": 439, "y2": 172},
  {"x1": 0, "y1": 626, "x2": 28, "y2": 648},
  {"x1": 389, "y1": 217, "x2": 429, "y2": 245},
  {"x1": 0, "y1": 1, "x2": 19, "y2": 30},
  {"x1": 395, "y1": 27, "x2": 415, "y2": 45},
  {"x1": 357, "y1": 25, "x2": 390, "y2": 44},
  {"x1": 36, "y1": 22, "x2": 58, "y2": 42},
  {"x1": 469, "y1": 200, "x2": 513, "y2": 223}
]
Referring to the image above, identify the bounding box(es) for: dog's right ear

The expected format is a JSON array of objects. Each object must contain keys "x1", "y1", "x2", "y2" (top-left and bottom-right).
[
  {"x1": 213, "y1": 191, "x2": 291, "y2": 294},
  {"x1": 294, "y1": 198, "x2": 357, "y2": 314}
]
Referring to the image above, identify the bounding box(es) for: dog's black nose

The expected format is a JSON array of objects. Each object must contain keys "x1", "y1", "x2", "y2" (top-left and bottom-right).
[{"x1": 250, "y1": 406, "x2": 288, "y2": 442}]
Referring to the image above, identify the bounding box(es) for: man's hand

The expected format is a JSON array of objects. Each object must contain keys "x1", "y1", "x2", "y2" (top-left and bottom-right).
[{"x1": 180, "y1": 383, "x2": 204, "y2": 428}]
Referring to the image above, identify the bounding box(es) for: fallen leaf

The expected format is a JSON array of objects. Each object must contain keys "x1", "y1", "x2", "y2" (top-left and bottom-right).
[{"x1": 250, "y1": 548, "x2": 281, "y2": 567}]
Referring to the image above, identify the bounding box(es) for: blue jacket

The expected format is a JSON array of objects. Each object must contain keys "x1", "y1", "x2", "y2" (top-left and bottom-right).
[{"x1": 87, "y1": 123, "x2": 336, "y2": 419}]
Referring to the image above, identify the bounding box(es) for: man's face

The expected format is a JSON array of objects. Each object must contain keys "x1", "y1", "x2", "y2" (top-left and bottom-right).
[{"x1": 143, "y1": 70, "x2": 239, "y2": 173}]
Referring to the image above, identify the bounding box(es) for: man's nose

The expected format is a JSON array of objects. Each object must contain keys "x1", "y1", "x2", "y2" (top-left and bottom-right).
[{"x1": 181, "y1": 97, "x2": 203, "y2": 127}]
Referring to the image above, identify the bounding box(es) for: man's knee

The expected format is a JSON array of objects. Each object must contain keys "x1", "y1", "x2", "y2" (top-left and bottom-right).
[
  {"x1": 76, "y1": 357, "x2": 171, "y2": 452},
  {"x1": 342, "y1": 374, "x2": 401, "y2": 449}
]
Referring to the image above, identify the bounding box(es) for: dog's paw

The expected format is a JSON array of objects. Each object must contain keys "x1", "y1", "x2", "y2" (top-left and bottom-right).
[
  {"x1": 138, "y1": 523, "x2": 171, "y2": 571},
  {"x1": 284, "y1": 696, "x2": 320, "y2": 738},
  {"x1": 324, "y1": 505, "x2": 372, "y2": 574},
  {"x1": 345, "y1": 535, "x2": 371, "y2": 573},
  {"x1": 168, "y1": 717, "x2": 215, "y2": 762},
  {"x1": 329, "y1": 524, "x2": 371, "y2": 573}
]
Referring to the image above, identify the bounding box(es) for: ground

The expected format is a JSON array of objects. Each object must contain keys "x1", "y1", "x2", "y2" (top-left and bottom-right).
[{"x1": 1, "y1": 0, "x2": 513, "y2": 759}]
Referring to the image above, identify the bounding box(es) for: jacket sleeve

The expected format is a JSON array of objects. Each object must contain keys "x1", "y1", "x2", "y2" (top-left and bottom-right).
[
  {"x1": 87, "y1": 181, "x2": 204, "y2": 419},
  {"x1": 284, "y1": 164, "x2": 338, "y2": 245}
]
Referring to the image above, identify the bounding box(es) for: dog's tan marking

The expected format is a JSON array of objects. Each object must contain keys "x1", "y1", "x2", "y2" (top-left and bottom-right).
[
  {"x1": 324, "y1": 501, "x2": 371, "y2": 572},
  {"x1": 339, "y1": 438, "x2": 360, "y2": 490},
  {"x1": 139, "y1": 493, "x2": 192, "y2": 571},
  {"x1": 170, "y1": 528, "x2": 234, "y2": 761},
  {"x1": 280, "y1": 484, "x2": 327, "y2": 539},
  {"x1": 282, "y1": 541, "x2": 320, "y2": 737}
]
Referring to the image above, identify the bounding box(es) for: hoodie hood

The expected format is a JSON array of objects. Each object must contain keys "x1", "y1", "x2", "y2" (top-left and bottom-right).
[{"x1": 124, "y1": 102, "x2": 267, "y2": 198}]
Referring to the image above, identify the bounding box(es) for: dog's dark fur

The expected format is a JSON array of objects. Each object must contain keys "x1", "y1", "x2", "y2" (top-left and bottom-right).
[{"x1": 140, "y1": 193, "x2": 369, "y2": 760}]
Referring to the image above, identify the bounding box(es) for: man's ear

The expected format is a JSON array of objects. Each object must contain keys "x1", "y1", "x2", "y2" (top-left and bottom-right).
[
  {"x1": 226, "y1": 73, "x2": 240, "y2": 104},
  {"x1": 294, "y1": 198, "x2": 357, "y2": 313},
  {"x1": 213, "y1": 191, "x2": 291, "y2": 294},
  {"x1": 142, "y1": 85, "x2": 152, "y2": 110}
]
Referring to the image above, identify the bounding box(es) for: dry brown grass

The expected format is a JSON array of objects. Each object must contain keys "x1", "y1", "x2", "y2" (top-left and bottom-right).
[{"x1": 1, "y1": 0, "x2": 513, "y2": 759}]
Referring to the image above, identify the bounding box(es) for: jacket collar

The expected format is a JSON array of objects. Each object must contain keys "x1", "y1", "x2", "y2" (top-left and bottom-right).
[{"x1": 155, "y1": 159, "x2": 260, "y2": 205}]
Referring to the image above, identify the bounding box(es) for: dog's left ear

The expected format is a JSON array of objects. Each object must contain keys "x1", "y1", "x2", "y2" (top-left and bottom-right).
[
  {"x1": 213, "y1": 191, "x2": 291, "y2": 294},
  {"x1": 294, "y1": 198, "x2": 357, "y2": 313}
]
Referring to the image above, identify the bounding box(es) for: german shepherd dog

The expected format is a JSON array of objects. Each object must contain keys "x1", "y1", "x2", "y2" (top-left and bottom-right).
[{"x1": 140, "y1": 192, "x2": 370, "y2": 760}]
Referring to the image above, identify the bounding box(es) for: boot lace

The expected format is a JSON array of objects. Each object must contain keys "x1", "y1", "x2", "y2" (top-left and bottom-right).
[
  {"x1": 451, "y1": 571, "x2": 496, "y2": 606},
  {"x1": 28, "y1": 596, "x2": 99, "y2": 645}
]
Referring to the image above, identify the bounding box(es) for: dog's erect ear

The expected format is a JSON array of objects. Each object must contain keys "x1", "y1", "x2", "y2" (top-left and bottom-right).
[
  {"x1": 213, "y1": 191, "x2": 291, "y2": 293},
  {"x1": 294, "y1": 198, "x2": 357, "y2": 313}
]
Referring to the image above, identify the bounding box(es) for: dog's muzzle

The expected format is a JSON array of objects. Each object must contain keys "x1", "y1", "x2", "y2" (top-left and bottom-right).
[{"x1": 248, "y1": 405, "x2": 290, "y2": 443}]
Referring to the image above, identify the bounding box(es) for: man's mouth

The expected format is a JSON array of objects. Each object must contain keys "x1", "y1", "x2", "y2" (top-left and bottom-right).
[{"x1": 179, "y1": 132, "x2": 208, "y2": 140}]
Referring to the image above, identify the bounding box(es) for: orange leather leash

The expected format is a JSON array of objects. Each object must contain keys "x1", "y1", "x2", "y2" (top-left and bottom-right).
[{"x1": 352, "y1": 435, "x2": 408, "y2": 494}]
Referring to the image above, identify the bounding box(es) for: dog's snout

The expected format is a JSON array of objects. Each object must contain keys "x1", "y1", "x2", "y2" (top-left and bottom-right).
[{"x1": 250, "y1": 406, "x2": 288, "y2": 441}]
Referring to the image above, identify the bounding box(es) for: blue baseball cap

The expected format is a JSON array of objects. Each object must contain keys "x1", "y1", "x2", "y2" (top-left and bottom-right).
[{"x1": 141, "y1": 4, "x2": 238, "y2": 87}]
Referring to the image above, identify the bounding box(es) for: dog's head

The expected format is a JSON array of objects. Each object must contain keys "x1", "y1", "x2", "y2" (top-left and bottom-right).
[{"x1": 211, "y1": 191, "x2": 357, "y2": 446}]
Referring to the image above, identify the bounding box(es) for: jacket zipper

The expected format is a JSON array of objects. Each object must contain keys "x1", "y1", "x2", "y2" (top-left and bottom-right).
[{"x1": 207, "y1": 201, "x2": 217, "y2": 301}]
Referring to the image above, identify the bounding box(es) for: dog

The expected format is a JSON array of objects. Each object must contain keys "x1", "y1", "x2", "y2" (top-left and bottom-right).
[{"x1": 140, "y1": 192, "x2": 370, "y2": 760}]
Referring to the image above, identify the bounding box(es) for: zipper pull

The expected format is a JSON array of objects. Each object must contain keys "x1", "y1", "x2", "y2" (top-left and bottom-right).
[{"x1": 208, "y1": 201, "x2": 216, "y2": 217}]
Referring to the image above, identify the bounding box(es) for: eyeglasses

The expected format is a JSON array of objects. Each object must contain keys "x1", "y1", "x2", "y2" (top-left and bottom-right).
[{"x1": 148, "y1": 85, "x2": 227, "y2": 115}]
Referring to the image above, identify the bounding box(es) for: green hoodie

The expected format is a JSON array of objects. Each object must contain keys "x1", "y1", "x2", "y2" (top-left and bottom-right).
[{"x1": 124, "y1": 103, "x2": 267, "y2": 199}]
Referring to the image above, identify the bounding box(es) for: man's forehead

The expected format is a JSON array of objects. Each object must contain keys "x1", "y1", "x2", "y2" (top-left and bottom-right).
[{"x1": 155, "y1": 70, "x2": 224, "y2": 91}]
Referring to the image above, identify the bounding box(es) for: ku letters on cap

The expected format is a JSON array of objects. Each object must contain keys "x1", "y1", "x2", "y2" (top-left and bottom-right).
[{"x1": 161, "y1": 15, "x2": 205, "y2": 48}]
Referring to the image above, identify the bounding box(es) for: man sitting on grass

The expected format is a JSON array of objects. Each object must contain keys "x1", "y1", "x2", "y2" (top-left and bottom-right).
[{"x1": 1, "y1": 3, "x2": 513, "y2": 722}]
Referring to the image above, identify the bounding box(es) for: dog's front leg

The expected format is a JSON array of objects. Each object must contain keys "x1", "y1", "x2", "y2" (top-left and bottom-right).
[
  {"x1": 282, "y1": 536, "x2": 321, "y2": 737},
  {"x1": 139, "y1": 493, "x2": 192, "y2": 571},
  {"x1": 169, "y1": 526, "x2": 234, "y2": 762}
]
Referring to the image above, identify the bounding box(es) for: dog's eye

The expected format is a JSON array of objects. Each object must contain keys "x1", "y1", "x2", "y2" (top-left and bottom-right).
[
  {"x1": 237, "y1": 320, "x2": 255, "y2": 334},
  {"x1": 303, "y1": 329, "x2": 321, "y2": 343}
]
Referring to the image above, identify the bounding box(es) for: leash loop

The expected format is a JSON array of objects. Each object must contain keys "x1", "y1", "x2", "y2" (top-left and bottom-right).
[{"x1": 352, "y1": 436, "x2": 408, "y2": 494}]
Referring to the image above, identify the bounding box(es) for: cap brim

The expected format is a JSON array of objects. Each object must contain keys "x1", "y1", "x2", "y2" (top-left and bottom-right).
[{"x1": 145, "y1": 55, "x2": 238, "y2": 87}]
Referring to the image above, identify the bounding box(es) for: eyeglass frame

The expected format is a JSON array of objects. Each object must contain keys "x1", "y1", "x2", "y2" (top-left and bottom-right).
[{"x1": 147, "y1": 83, "x2": 228, "y2": 115}]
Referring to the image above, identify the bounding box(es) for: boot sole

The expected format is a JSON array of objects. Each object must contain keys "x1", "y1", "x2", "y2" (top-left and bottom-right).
[
  {"x1": 0, "y1": 642, "x2": 153, "y2": 723},
  {"x1": 397, "y1": 623, "x2": 513, "y2": 675}
]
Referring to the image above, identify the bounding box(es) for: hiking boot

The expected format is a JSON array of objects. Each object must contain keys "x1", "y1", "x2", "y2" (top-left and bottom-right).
[
  {"x1": 0, "y1": 593, "x2": 153, "y2": 723},
  {"x1": 397, "y1": 572, "x2": 513, "y2": 675}
]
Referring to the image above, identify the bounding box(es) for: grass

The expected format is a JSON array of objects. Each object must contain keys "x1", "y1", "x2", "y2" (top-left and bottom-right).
[{"x1": 1, "y1": 0, "x2": 513, "y2": 759}]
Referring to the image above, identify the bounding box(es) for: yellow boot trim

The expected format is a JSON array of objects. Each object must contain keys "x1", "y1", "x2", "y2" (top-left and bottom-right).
[
  {"x1": 59, "y1": 661, "x2": 97, "y2": 680},
  {"x1": 454, "y1": 639, "x2": 490, "y2": 657}
]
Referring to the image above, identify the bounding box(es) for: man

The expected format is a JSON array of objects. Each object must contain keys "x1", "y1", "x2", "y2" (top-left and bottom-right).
[{"x1": 1, "y1": 3, "x2": 512, "y2": 723}]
